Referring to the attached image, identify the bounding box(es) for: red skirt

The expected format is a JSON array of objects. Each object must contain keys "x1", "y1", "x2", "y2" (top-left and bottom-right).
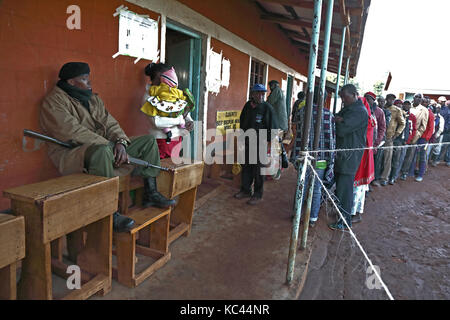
[{"x1": 156, "y1": 137, "x2": 182, "y2": 159}]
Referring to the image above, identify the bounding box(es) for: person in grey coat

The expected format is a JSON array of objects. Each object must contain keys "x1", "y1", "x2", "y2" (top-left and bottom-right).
[{"x1": 331, "y1": 84, "x2": 368, "y2": 231}]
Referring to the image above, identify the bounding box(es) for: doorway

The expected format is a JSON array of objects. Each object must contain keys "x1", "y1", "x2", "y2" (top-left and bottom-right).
[{"x1": 165, "y1": 21, "x2": 202, "y2": 159}]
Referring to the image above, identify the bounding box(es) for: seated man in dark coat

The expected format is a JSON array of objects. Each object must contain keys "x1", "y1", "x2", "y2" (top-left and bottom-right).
[{"x1": 40, "y1": 62, "x2": 175, "y2": 232}]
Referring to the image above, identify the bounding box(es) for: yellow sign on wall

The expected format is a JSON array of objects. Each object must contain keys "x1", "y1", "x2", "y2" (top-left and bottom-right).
[{"x1": 216, "y1": 110, "x2": 241, "y2": 135}]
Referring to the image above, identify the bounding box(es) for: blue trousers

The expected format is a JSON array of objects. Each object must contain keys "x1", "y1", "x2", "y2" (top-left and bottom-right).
[{"x1": 301, "y1": 168, "x2": 325, "y2": 222}]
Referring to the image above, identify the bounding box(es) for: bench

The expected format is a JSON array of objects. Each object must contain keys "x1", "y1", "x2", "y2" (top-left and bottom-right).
[
  {"x1": 3, "y1": 174, "x2": 118, "y2": 300},
  {"x1": 119, "y1": 159, "x2": 203, "y2": 245},
  {"x1": 0, "y1": 214, "x2": 25, "y2": 300},
  {"x1": 112, "y1": 206, "x2": 171, "y2": 288}
]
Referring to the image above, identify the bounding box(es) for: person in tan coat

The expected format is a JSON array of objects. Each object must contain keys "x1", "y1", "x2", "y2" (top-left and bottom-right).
[
  {"x1": 40, "y1": 62, "x2": 175, "y2": 232},
  {"x1": 380, "y1": 94, "x2": 406, "y2": 185}
]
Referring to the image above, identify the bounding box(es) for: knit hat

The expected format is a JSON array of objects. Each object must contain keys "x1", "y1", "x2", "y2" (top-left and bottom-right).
[
  {"x1": 394, "y1": 99, "x2": 403, "y2": 106},
  {"x1": 59, "y1": 62, "x2": 90, "y2": 80},
  {"x1": 364, "y1": 91, "x2": 376, "y2": 100},
  {"x1": 160, "y1": 67, "x2": 178, "y2": 88}
]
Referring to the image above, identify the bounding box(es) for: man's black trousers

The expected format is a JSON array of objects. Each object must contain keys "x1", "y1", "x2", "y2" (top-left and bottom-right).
[{"x1": 241, "y1": 164, "x2": 264, "y2": 198}]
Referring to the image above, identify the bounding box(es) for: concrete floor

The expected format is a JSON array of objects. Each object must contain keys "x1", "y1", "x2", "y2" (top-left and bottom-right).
[{"x1": 90, "y1": 166, "x2": 312, "y2": 300}]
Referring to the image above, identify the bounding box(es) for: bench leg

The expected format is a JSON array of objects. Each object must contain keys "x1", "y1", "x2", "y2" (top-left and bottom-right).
[
  {"x1": 77, "y1": 216, "x2": 112, "y2": 296},
  {"x1": 12, "y1": 201, "x2": 52, "y2": 300},
  {"x1": 51, "y1": 238, "x2": 64, "y2": 262},
  {"x1": 66, "y1": 229, "x2": 85, "y2": 263},
  {"x1": 150, "y1": 214, "x2": 170, "y2": 253},
  {"x1": 114, "y1": 232, "x2": 136, "y2": 288},
  {"x1": 0, "y1": 263, "x2": 17, "y2": 300},
  {"x1": 171, "y1": 187, "x2": 197, "y2": 236}
]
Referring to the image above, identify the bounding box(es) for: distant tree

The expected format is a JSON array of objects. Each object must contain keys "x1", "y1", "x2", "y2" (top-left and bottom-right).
[{"x1": 373, "y1": 81, "x2": 385, "y2": 96}]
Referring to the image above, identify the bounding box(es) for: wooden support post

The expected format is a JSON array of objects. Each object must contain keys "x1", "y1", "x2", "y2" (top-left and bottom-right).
[{"x1": 0, "y1": 263, "x2": 17, "y2": 300}]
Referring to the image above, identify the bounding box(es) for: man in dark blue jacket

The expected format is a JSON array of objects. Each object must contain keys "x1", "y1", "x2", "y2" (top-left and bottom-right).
[{"x1": 331, "y1": 84, "x2": 368, "y2": 231}]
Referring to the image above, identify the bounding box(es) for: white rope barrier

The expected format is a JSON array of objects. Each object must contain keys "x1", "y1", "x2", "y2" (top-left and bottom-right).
[
  {"x1": 301, "y1": 141, "x2": 450, "y2": 154},
  {"x1": 306, "y1": 157, "x2": 395, "y2": 300}
]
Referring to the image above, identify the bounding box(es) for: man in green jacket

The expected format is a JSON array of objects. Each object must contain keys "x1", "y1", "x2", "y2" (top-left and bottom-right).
[
  {"x1": 40, "y1": 62, "x2": 175, "y2": 232},
  {"x1": 267, "y1": 80, "x2": 288, "y2": 132}
]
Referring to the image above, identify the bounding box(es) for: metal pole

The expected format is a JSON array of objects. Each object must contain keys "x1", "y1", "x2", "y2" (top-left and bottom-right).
[
  {"x1": 344, "y1": 56, "x2": 350, "y2": 84},
  {"x1": 301, "y1": 0, "x2": 335, "y2": 250},
  {"x1": 287, "y1": 0, "x2": 322, "y2": 285},
  {"x1": 333, "y1": 26, "x2": 346, "y2": 114}
]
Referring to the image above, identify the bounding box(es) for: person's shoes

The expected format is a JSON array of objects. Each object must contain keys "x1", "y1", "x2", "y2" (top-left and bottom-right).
[
  {"x1": 431, "y1": 160, "x2": 438, "y2": 167},
  {"x1": 352, "y1": 213, "x2": 362, "y2": 224},
  {"x1": 380, "y1": 180, "x2": 388, "y2": 186},
  {"x1": 113, "y1": 212, "x2": 135, "y2": 233},
  {"x1": 247, "y1": 196, "x2": 262, "y2": 205},
  {"x1": 389, "y1": 179, "x2": 395, "y2": 185},
  {"x1": 328, "y1": 222, "x2": 350, "y2": 232},
  {"x1": 309, "y1": 220, "x2": 316, "y2": 227},
  {"x1": 400, "y1": 174, "x2": 407, "y2": 181},
  {"x1": 234, "y1": 191, "x2": 252, "y2": 199},
  {"x1": 415, "y1": 176, "x2": 423, "y2": 182},
  {"x1": 371, "y1": 180, "x2": 381, "y2": 187},
  {"x1": 143, "y1": 177, "x2": 176, "y2": 208},
  {"x1": 446, "y1": 162, "x2": 450, "y2": 167}
]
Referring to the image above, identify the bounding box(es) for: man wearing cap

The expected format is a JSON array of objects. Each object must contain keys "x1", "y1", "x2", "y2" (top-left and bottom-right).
[
  {"x1": 400, "y1": 93, "x2": 429, "y2": 181},
  {"x1": 234, "y1": 84, "x2": 278, "y2": 205},
  {"x1": 379, "y1": 94, "x2": 405, "y2": 186},
  {"x1": 40, "y1": 62, "x2": 175, "y2": 233},
  {"x1": 364, "y1": 92, "x2": 386, "y2": 187},
  {"x1": 438, "y1": 97, "x2": 450, "y2": 166}
]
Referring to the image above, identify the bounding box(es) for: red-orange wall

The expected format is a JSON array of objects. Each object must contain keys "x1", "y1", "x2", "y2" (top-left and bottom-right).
[
  {"x1": 177, "y1": 0, "x2": 308, "y2": 76},
  {"x1": 0, "y1": 0, "x2": 310, "y2": 210},
  {"x1": 207, "y1": 38, "x2": 250, "y2": 131},
  {"x1": 267, "y1": 66, "x2": 286, "y2": 89},
  {"x1": 0, "y1": 0, "x2": 161, "y2": 210}
]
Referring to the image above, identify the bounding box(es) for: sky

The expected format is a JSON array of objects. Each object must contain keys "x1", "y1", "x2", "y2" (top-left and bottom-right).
[{"x1": 354, "y1": 0, "x2": 450, "y2": 94}]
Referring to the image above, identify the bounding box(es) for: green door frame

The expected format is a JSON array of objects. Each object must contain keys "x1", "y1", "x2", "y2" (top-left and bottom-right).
[
  {"x1": 286, "y1": 75, "x2": 294, "y2": 120},
  {"x1": 166, "y1": 21, "x2": 202, "y2": 160}
]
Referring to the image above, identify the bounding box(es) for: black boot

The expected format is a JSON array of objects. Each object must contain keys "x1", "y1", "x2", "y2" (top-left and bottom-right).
[
  {"x1": 143, "y1": 177, "x2": 176, "y2": 208},
  {"x1": 113, "y1": 211, "x2": 135, "y2": 232}
]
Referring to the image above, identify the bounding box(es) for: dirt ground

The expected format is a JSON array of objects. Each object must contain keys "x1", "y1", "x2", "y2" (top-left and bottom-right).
[{"x1": 299, "y1": 164, "x2": 450, "y2": 300}]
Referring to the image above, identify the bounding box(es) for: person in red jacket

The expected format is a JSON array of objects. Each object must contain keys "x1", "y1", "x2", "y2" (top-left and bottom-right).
[
  {"x1": 351, "y1": 96, "x2": 375, "y2": 223},
  {"x1": 413, "y1": 106, "x2": 435, "y2": 182}
]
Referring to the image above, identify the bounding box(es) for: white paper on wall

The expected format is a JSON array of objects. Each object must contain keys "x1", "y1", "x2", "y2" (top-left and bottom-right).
[
  {"x1": 207, "y1": 49, "x2": 222, "y2": 94},
  {"x1": 221, "y1": 58, "x2": 230, "y2": 88},
  {"x1": 118, "y1": 10, "x2": 159, "y2": 62}
]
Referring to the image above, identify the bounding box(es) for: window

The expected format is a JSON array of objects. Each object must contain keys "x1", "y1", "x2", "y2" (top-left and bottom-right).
[{"x1": 249, "y1": 59, "x2": 266, "y2": 94}]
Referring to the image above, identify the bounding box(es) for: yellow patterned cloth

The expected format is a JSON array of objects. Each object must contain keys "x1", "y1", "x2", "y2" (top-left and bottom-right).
[{"x1": 141, "y1": 83, "x2": 187, "y2": 117}]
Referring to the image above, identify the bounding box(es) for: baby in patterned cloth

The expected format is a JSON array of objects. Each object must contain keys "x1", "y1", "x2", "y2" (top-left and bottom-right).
[{"x1": 141, "y1": 67, "x2": 195, "y2": 143}]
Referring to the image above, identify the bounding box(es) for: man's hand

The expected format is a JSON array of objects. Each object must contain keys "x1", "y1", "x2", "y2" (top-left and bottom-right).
[
  {"x1": 185, "y1": 120, "x2": 194, "y2": 132},
  {"x1": 113, "y1": 142, "x2": 129, "y2": 167}
]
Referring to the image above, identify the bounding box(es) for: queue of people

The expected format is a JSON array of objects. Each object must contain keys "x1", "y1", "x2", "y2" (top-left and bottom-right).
[{"x1": 288, "y1": 85, "x2": 449, "y2": 231}]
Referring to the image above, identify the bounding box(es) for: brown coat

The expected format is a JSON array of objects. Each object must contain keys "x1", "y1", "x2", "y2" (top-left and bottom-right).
[
  {"x1": 385, "y1": 105, "x2": 406, "y2": 140},
  {"x1": 40, "y1": 86, "x2": 130, "y2": 175}
]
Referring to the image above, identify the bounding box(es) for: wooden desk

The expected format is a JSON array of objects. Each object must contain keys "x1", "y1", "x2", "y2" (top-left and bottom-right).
[
  {"x1": 3, "y1": 174, "x2": 118, "y2": 300},
  {"x1": 0, "y1": 214, "x2": 25, "y2": 300}
]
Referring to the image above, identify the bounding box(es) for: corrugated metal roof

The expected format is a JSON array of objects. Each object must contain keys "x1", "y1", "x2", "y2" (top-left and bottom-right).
[{"x1": 254, "y1": 0, "x2": 371, "y2": 77}]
